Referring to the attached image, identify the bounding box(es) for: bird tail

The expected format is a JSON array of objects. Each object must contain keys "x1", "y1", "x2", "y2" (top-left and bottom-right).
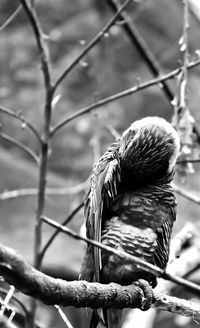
[
  {"x1": 79, "y1": 245, "x2": 94, "y2": 281},
  {"x1": 89, "y1": 309, "x2": 122, "y2": 328},
  {"x1": 104, "y1": 309, "x2": 123, "y2": 328}
]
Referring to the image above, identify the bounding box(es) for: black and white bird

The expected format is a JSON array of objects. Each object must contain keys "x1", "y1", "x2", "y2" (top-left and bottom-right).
[{"x1": 79, "y1": 116, "x2": 180, "y2": 328}]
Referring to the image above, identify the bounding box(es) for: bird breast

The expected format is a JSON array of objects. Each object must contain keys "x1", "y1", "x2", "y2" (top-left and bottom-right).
[{"x1": 100, "y1": 189, "x2": 174, "y2": 284}]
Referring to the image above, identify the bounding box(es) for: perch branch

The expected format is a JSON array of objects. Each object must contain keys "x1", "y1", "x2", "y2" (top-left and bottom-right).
[
  {"x1": 51, "y1": 57, "x2": 200, "y2": 136},
  {"x1": 122, "y1": 224, "x2": 200, "y2": 328},
  {"x1": 0, "y1": 244, "x2": 200, "y2": 319},
  {"x1": 42, "y1": 216, "x2": 200, "y2": 294},
  {"x1": 157, "y1": 224, "x2": 200, "y2": 294},
  {"x1": 53, "y1": 0, "x2": 132, "y2": 92}
]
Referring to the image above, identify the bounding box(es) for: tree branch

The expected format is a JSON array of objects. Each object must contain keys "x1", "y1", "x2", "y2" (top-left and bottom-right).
[
  {"x1": 19, "y1": 1, "x2": 53, "y2": 325},
  {"x1": 0, "y1": 244, "x2": 200, "y2": 319},
  {"x1": 40, "y1": 202, "x2": 84, "y2": 262},
  {"x1": 0, "y1": 183, "x2": 87, "y2": 201},
  {"x1": 52, "y1": 0, "x2": 132, "y2": 93},
  {"x1": 122, "y1": 224, "x2": 200, "y2": 328},
  {"x1": 42, "y1": 216, "x2": 200, "y2": 295},
  {"x1": 51, "y1": 57, "x2": 200, "y2": 136},
  {"x1": 0, "y1": 105, "x2": 41, "y2": 143},
  {"x1": 104, "y1": 0, "x2": 174, "y2": 102},
  {"x1": 172, "y1": 183, "x2": 200, "y2": 205},
  {"x1": 169, "y1": 223, "x2": 194, "y2": 263},
  {"x1": 19, "y1": 0, "x2": 52, "y2": 91},
  {"x1": 0, "y1": 132, "x2": 39, "y2": 165},
  {"x1": 0, "y1": 5, "x2": 22, "y2": 32}
]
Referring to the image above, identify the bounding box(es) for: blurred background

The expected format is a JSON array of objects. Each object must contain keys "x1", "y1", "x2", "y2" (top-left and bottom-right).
[{"x1": 0, "y1": 0, "x2": 200, "y2": 327}]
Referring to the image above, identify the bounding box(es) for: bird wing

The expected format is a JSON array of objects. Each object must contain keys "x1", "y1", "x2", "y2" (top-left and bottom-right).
[
  {"x1": 84, "y1": 141, "x2": 121, "y2": 282},
  {"x1": 153, "y1": 205, "x2": 176, "y2": 269}
]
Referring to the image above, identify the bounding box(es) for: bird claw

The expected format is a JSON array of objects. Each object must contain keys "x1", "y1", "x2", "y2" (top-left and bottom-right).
[{"x1": 133, "y1": 279, "x2": 153, "y2": 311}]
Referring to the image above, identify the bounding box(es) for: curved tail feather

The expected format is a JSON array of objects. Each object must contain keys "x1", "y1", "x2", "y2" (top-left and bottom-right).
[{"x1": 106, "y1": 309, "x2": 123, "y2": 328}]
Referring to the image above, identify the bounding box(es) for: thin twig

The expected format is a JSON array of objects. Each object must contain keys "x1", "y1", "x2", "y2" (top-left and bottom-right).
[
  {"x1": 105, "y1": 0, "x2": 174, "y2": 102},
  {"x1": 0, "y1": 285, "x2": 15, "y2": 319},
  {"x1": 0, "y1": 105, "x2": 41, "y2": 143},
  {"x1": 51, "y1": 58, "x2": 200, "y2": 136},
  {"x1": 54, "y1": 305, "x2": 74, "y2": 328},
  {"x1": 0, "y1": 182, "x2": 87, "y2": 201},
  {"x1": 176, "y1": 159, "x2": 200, "y2": 164},
  {"x1": 182, "y1": 0, "x2": 189, "y2": 110},
  {"x1": 173, "y1": 0, "x2": 189, "y2": 114},
  {"x1": 42, "y1": 216, "x2": 200, "y2": 295},
  {"x1": 0, "y1": 5, "x2": 22, "y2": 32},
  {"x1": 0, "y1": 132, "x2": 39, "y2": 165},
  {"x1": 172, "y1": 183, "x2": 200, "y2": 205},
  {"x1": 40, "y1": 202, "x2": 84, "y2": 261},
  {"x1": 19, "y1": 0, "x2": 52, "y2": 91},
  {"x1": 0, "y1": 288, "x2": 29, "y2": 317},
  {"x1": 52, "y1": 0, "x2": 132, "y2": 93},
  {"x1": 106, "y1": 124, "x2": 121, "y2": 140},
  {"x1": 106, "y1": 0, "x2": 200, "y2": 144}
]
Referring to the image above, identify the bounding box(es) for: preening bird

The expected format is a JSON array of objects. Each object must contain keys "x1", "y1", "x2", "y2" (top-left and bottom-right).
[{"x1": 79, "y1": 116, "x2": 180, "y2": 328}]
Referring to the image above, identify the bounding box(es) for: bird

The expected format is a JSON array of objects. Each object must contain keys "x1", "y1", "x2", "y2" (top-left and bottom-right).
[{"x1": 79, "y1": 116, "x2": 180, "y2": 328}]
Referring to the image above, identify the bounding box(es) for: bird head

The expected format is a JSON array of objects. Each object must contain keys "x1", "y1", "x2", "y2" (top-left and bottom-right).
[{"x1": 119, "y1": 116, "x2": 180, "y2": 184}]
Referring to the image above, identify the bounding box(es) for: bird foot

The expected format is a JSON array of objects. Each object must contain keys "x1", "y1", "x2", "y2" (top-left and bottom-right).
[{"x1": 133, "y1": 279, "x2": 153, "y2": 311}]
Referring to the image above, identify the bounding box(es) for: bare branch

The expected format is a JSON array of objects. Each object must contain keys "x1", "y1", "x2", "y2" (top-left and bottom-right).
[
  {"x1": 105, "y1": 0, "x2": 174, "y2": 102},
  {"x1": 0, "y1": 181, "x2": 87, "y2": 201},
  {"x1": 54, "y1": 305, "x2": 74, "y2": 328},
  {"x1": 0, "y1": 105, "x2": 41, "y2": 143},
  {"x1": 106, "y1": 124, "x2": 121, "y2": 140},
  {"x1": 40, "y1": 202, "x2": 84, "y2": 261},
  {"x1": 0, "y1": 5, "x2": 22, "y2": 32},
  {"x1": 177, "y1": 159, "x2": 200, "y2": 164},
  {"x1": 0, "y1": 288, "x2": 29, "y2": 317},
  {"x1": 51, "y1": 57, "x2": 200, "y2": 136},
  {"x1": 53, "y1": 0, "x2": 132, "y2": 93},
  {"x1": 122, "y1": 225, "x2": 200, "y2": 328},
  {"x1": 182, "y1": 0, "x2": 189, "y2": 108},
  {"x1": 19, "y1": 2, "x2": 54, "y2": 324},
  {"x1": 172, "y1": 183, "x2": 200, "y2": 205},
  {"x1": 42, "y1": 216, "x2": 200, "y2": 294},
  {"x1": 19, "y1": 0, "x2": 53, "y2": 271},
  {"x1": 19, "y1": 0, "x2": 52, "y2": 91},
  {"x1": 0, "y1": 285, "x2": 15, "y2": 320},
  {"x1": 0, "y1": 244, "x2": 200, "y2": 319},
  {"x1": 0, "y1": 132, "x2": 39, "y2": 165},
  {"x1": 153, "y1": 293, "x2": 200, "y2": 320},
  {"x1": 169, "y1": 223, "x2": 195, "y2": 263}
]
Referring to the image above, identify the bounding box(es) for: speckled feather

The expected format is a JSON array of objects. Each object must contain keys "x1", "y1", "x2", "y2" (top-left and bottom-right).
[{"x1": 79, "y1": 117, "x2": 179, "y2": 328}]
